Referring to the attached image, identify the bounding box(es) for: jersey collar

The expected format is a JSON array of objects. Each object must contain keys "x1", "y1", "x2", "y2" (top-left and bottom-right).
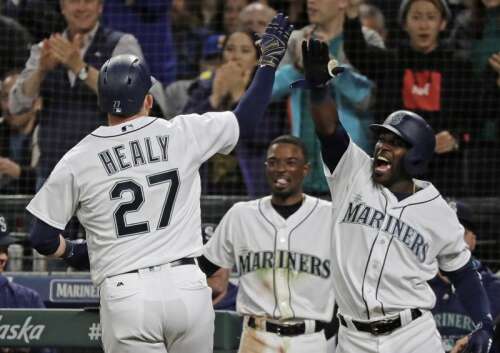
[
  {"x1": 91, "y1": 116, "x2": 157, "y2": 138},
  {"x1": 385, "y1": 179, "x2": 441, "y2": 209},
  {"x1": 261, "y1": 194, "x2": 319, "y2": 226}
]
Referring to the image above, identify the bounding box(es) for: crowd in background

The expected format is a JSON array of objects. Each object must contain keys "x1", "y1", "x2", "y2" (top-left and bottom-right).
[{"x1": 0, "y1": 0, "x2": 498, "y2": 200}]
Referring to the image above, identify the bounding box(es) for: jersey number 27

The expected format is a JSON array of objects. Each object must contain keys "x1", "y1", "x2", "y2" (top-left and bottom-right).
[{"x1": 110, "y1": 169, "x2": 179, "y2": 237}]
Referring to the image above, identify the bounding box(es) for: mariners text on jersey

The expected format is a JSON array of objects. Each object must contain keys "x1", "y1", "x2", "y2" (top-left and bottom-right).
[
  {"x1": 98, "y1": 135, "x2": 169, "y2": 175},
  {"x1": 341, "y1": 201, "x2": 429, "y2": 262},
  {"x1": 238, "y1": 250, "x2": 331, "y2": 279}
]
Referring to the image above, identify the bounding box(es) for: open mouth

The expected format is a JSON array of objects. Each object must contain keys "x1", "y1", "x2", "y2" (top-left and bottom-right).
[
  {"x1": 374, "y1": 155, "x2": 392, "y2": 174},
  {"x1": 417, "y1": 34, "x2": 431, "y2": 41}
]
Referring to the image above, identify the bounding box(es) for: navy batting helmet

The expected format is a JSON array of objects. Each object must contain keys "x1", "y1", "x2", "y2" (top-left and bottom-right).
[
  {"x1": 98, "y1": 54, "x2": 153, "y2": 117},
  {"x1": 370, "y1": 110, "x2": 435, "y2": 176}
]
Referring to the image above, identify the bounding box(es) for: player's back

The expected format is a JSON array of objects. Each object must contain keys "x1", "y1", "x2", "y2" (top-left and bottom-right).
[{"x1": 61, "y1": 113, "x2": 238, "y2": 285}]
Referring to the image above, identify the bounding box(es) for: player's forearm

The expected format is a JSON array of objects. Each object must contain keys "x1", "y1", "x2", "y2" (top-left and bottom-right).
[
  {"x1": 21, "y1": 68, "x2": 45, "y2": 101},
  {"x1": 310, "y1": 86, "x2": 339, "y2": 136},
  {"x1": 207, "y1": 268, "x2": 230, "y2": 304},
  {"x1": 233, "y1": 65, "x2": 275, "y2": 139},
  {"x1": 30, "y1": 218, "x2": 90, "y2": 268},
  {"x1": 52, "y1": 235, "x2": 67, "y2": 258}
]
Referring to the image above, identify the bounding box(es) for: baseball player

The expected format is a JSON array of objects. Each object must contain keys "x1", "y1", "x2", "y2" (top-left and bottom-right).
[
  {"x1": 199, "y1": 134, "x2": 338, "y2": 353},
  {"x1": 26, "y1": 14, "x2": 293, "y2": 353},
  {"x1": 292, "y1": 38, "x2": 494, "y2": 353}
]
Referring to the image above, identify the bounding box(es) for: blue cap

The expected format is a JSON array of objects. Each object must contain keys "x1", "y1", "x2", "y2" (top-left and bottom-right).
[
  {"x1": 449, "y1": 200, "x2": 476, "y2": 232},
  {"x1": 0, "y1": 215, "x2": 14, "y2": 247},
  {"x1": 202, "y1": 34, "x2": 224, "y2": 60}
]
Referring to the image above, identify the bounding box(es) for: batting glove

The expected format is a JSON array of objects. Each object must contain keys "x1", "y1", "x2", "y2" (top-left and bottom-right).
[
  {"x1": 465, "y1": 321, "x2": 494, "y2": 353},
  {"x1": 63, "y1": 238, "x2": 90, "y2": 270},
  {"x1": 290, "y1": 38, "x2": 345, "y2": 89},
  {"x1": 258, "y1": 13, "x2": 293, "y2": 68}
]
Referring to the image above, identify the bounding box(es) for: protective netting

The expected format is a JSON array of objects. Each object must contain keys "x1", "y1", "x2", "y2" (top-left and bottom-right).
[{"x1": 0, "y1": 0, "x2": 498, "y2": 273}]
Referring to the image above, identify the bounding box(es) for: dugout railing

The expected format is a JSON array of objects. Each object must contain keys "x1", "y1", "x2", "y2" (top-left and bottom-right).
[{"x1": 0, "y1": 309, "x2": 243, "y2": 353}]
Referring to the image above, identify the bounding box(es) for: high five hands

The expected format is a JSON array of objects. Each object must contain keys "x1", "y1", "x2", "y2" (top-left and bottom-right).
[
  {"x1": 258, "y1": 13, "x2": 293, "y2": 69},
  {"x1": 290, "y1": 39, "x2": 345, "y2": 89}
]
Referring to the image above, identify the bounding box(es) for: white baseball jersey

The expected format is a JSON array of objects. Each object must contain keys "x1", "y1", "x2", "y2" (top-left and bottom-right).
[
  {"x1": 324, "y1": 139, "x2": 470, "y2": 321},
  {"x1": 27, "y1": 113, "x2": 239, "y2": 285},
  {"x1": 203, "y1": 195, "x2": 335, "y2": 322}
]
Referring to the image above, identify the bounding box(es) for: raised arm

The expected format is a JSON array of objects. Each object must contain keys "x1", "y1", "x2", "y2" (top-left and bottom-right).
[
  {"x1": 292, "y1": 39, "x2": 350, "y2": 172},
  {"x1": 9, "y1": 40, "x2": 59, "y2": 115},
  {"x1": 233, "y1": 13, "x2": 293, "y2": 139},
  {"x1": 340, "y1": 0, "x2": 392, "y2": 83}
]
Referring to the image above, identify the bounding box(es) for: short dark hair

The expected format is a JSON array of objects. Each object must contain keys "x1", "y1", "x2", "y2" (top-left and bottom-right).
[{"x1": 268, "y1": 135, "x2": 309, "y2": 162}]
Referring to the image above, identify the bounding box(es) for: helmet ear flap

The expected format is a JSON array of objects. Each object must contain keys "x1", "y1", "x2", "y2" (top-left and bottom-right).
[{"x1": 404, "y1": 149, "x2": 429, "y2": 176}]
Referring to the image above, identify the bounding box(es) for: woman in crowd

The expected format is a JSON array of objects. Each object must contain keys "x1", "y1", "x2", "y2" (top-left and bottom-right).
[
  {"x1": 183, "y1": 30, "x2": 287, "y2": 196},
  {"x1": 340, "y1": 0, "x2": 498, "y2": 197}
]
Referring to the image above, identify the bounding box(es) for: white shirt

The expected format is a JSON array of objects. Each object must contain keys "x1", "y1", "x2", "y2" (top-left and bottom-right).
[{"x1": 27, "y1": 113, "x2": 239, "y2": 285}]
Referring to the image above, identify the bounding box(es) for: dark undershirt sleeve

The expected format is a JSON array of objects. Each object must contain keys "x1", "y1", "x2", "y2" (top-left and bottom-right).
[
  {"x1": 316, "y1": 124, "x2": 350, "y2": 173},
  {"x1": 198, "y1": 255, "x2": 221, "y2": 277},
  {"x1": 233, "y1": 65, "x2": 275, "y2": 140},
  {"x1": 30, "y1": 218, "x2": 63, "y2": 255},
  {"x1": 443, "y1": 259, "x2": 494, "y2": 328}
]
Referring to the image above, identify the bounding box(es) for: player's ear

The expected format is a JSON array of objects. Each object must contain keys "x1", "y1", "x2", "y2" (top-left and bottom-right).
[
  {"x1": 144, "y1": 94, "x2": 154, "y2": 110},
  {"x1": 303, "y1": 162, "x2": 311, "y2": 177}
]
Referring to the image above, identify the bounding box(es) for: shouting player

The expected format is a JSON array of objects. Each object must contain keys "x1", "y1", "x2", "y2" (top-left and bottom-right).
[
  {"x1": 26, "y1": 14, "x2": 292, "y2": 353},
  {"x1": 293, "y1": 38, "x2": 494, "y2": 353},
  {"x1": 200, "y1": 135, "x2": 338, "y2": 353}
]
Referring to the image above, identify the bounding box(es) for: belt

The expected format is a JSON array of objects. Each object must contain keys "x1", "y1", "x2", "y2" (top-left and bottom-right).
[
  {"x1": 124, "y1": 257, "x2": 196, "y2": 274},
  {"x1": 247, "y1": 317, "x2": 326, "y2": 337},
  {"x1": 338, "y1": 309, "x2": 422, "y2": 336}
]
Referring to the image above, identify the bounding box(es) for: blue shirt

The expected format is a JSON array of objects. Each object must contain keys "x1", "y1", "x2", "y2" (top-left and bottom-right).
[{"x1": 0, "y1": 274, "x2": 45, "y2": 308}]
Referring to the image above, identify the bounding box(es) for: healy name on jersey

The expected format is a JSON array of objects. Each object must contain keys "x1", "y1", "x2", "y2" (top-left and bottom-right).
[{"x1": 98, "y1": 135, "x2": 169, "y2": 175}]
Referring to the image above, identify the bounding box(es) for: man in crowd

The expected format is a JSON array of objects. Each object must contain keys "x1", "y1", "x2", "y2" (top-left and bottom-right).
[
  {"x1": 0, "y1": 215, "x2": 44, "y2": 308},
  {"x1": 8, "y1": 0, "x2": 143, "y2": 190},
  {"x1": 0, "y1": 214, "x2": 51, "y2": 353}
]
